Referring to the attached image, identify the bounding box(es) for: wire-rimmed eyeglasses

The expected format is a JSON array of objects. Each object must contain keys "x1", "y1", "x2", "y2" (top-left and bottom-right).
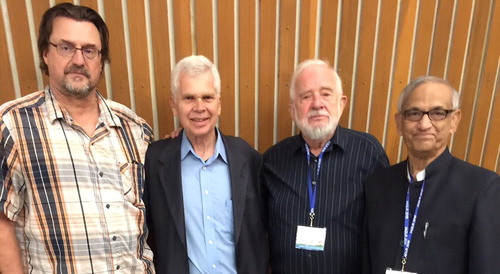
[{"x1": 49, "y1": 42, "x2": 101, "y2": 60}]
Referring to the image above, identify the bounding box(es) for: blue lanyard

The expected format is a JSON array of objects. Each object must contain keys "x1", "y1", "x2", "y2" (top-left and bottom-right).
[
  {"x1": 305, "y1": 141, "x2": 330, "y2": 227},
  {"x1": 402, "y1": 175, "x2": 425, "y2": 271}
]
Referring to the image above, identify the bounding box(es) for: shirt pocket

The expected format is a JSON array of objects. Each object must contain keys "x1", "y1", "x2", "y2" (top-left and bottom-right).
[{"x1": 119, "y1": 161, "x2": 145, "y2": 207}]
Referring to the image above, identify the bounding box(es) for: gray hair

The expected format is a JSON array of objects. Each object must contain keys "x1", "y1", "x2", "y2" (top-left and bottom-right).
[
  {"x1": 397, "y1": 75, "x2": 460, "y2": 112},
  {"x1": 171, "y1": 55, "x2": 221, "y2": 100},
  {"x1": 289, "y1": 59, "x2": 343, "y2": 102}
]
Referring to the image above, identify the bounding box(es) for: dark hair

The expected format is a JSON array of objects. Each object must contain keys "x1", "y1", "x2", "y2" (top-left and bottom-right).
[{"x1": 38, "y1": 3, "x2": 110, "y2": 75}]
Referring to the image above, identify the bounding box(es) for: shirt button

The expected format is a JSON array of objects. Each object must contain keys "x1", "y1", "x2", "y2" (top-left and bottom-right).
[
  {"x1": 112, "y1": 236, "x2": 117, "y2": 241},
  {"x1": 208, "y1": 240, "x2": 213, "y2": 244},
  {"x1": 204, "y1": 190, "x2": 209, "y2": 195},
  {"x1": 207, "y1": 216, "x2": 211, "y2": 220},
  {"x1": 116, "y1": 265, "x2": 120, "y2": 270},
  {"x1": 212, "y1": 264, "x2": 216, "y2": 268},
  {"x1": 202, "y1": 166, "x2": 207, "y2": 170},
  {"x1": 106, "y1": 204, "x2": 110, "y2": 209},
  {"x1": 99, "y1": 172, "x2": 104, "y2": 177}
]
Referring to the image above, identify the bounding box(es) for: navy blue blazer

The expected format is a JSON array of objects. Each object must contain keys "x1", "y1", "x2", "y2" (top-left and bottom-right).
[
  {"x1": 144, "y1": 130, "x2": 268, "y2": 274},
  {"x1": 363, "y1": 148, "x2": 500, "y2": 274}
]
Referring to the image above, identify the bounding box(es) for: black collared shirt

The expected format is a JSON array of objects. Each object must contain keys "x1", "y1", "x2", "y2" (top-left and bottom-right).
[{"x1": 261, "y1": 126, "x2": 389, "y2": 274}]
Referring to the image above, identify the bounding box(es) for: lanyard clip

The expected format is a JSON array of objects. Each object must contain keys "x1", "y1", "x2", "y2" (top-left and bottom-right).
[{"x1": 309, "y1": 212, "x2": 315, "y2": 227}]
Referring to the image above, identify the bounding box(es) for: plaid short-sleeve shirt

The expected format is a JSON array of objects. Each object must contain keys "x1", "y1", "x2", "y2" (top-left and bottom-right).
[{"x1": 0, "y1": 88, "x2": 155, "y2": 273}]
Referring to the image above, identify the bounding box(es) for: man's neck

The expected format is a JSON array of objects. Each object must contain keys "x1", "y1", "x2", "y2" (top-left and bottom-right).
[
  {"x1": 187, "y1": 130, "x2": 217, "y2": 161},
  {"x1": 51, "y1": 87, "x2": 100, "y2": 136},
  {"x1": 303, "y1": 134, "x2": 333, "y2": 156},
  {"x1": 407, "y1": 148, "x2": 444, "y2": 179}
]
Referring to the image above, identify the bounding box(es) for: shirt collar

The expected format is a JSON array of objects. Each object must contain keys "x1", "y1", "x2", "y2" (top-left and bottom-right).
[
  {"x1": 45, "y1": 86, "x2": 122, "y2": 129},
  {"x1": 180, "y1": 128, "x2": 227, "y2": 164}
]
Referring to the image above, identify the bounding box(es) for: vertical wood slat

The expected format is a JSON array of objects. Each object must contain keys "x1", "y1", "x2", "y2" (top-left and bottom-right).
[
  {"x1": 276, "y1": 0, "x2": 296, "y2": 142},
  {"x1": 257, "y1": 0, "x2": 277, "y2": 152},
  {"x1": 411, "y1": 0, "x2": 436, "y2": 77},
  {"x1": 0, "y1": 0, "x2": 498, "y2": 173},
  {"x1": 194, "y1": 0, "x2": 214, "y2": 60},
  {"x1": 103, "y1": 1, "x2": 130, "y2": 106},
  {"x1": 368, "y1": 1, "x2": 399, "y2": 145},
  {"x1": 467, "y1": 1, "x2": 500, "y2": 166},
  {"x1": 6, "y1": 0, "x2": 37, "y2": 96},
  {"x1": 172, "y1": 1, "x2": 192, "y2": 61},
  {"x1": 126, "y1": 1, "x2": 153, "y2": 126},
  {"x1": 452, "y1": 0, "x2": 492, "y2": 160},
  {"x1": 0, "y1": 1, "x2": 15, "y2": 102},
  {"x1": 238, "y1": 0, "x2": 257, "y2": 146},
  {"x1": 385, "y1": 0, "x2": 419, "y2": 163},
  {"x1": 318, "y1": 0, "x2": 339, "y2": 64},
  {"x1": 428, "y1": 0, "x2": 455, "y2": 77},
  {"x1": 150, "y1": 0, "x2": 173, "y2": 138},
  {"x1": 336, "y1": 0, "x2": 359, "y2": 128},
  {"x1": 217, "y1": 0, "x2": 236, "y2": 135},
  {"x1": 351, "y1": 0, "x2": 378, "y2": 133}
]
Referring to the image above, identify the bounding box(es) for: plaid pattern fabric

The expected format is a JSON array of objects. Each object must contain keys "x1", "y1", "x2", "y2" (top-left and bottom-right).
[{"x1": 0, "y1": 88, "x2": 155, "y2": 273}]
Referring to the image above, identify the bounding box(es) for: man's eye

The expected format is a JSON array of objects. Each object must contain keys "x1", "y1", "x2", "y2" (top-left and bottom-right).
[
  {"x1": 407, "y1": 110, "x2": 421, "y2": 117},
  {"x1": 431, "y1": 110, "x2": 446, "y2": 116},
  {"x1": 83, "y1": 48, "x2": 96, "y2": 54},
  {"x1": 60, "y1": 45, "x2": 73, "y2": 51}
]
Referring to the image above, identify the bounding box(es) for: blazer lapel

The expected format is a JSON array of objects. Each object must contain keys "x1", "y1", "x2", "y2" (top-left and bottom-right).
[
  {"x1": 158, "y1": 136, "x2": 187, "y2": 247},
  {"x1": 223, "y1": 135, "x2": 248, "y2": 245}
]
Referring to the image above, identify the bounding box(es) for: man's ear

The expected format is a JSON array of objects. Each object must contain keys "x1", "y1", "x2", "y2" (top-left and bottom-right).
[
  {"x1": 170, "y1": 96, "x2": 178, "y2": 117},
  {"x1": 450, "y1": 109, "x2": 461, "y2": 134},
  {"x1": 395, "y1": 112, "x2": 403, "y2": 136},
  {"x1": 288, "y1": 102, "x2": 295, "y2": 120}
]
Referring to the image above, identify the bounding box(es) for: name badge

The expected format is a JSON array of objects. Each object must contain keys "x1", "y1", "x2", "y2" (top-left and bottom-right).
[
  {"x1": 295, "y1": 225, "x2": 327, "y2": 251},
  {"x1": 386, "y1": 269, "x2": 418, "y2": 274}
]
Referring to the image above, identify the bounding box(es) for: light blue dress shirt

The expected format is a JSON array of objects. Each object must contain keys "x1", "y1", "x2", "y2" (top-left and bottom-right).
[{"x1": 180, "y1": 130, "x2": 236, "y2": 274}]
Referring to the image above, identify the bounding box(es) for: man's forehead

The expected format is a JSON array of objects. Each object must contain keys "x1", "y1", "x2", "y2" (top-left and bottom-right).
[{"x1": 404, "y1": 83, "x2": 453, "y2": 107}]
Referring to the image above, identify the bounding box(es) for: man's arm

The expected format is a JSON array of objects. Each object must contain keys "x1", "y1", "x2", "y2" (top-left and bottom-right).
[{"x1": 0, "y1": 212, "x2": 23, "y2": 273}]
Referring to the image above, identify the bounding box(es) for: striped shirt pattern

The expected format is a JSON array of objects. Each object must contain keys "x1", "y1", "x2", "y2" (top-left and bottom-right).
[
  {"x1": 261, "y1": 126, "x2": 389, "y2": 274},
  {"x1": 0, "y1": 88, "x2": 155, "y2": 273}
]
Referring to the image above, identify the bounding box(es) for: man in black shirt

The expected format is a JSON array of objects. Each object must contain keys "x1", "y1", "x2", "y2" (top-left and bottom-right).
[{"x1": 261, "y1": 59, "x2": 389, "y2": 273}]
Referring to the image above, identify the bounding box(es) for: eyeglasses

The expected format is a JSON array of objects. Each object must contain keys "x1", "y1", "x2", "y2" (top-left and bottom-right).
[
  {"x1": 402, "y1": 109, "x2": 455, "y2": 121},
  {"x1": 49, "y1": 42, "x2": 101, "y2": 60}
]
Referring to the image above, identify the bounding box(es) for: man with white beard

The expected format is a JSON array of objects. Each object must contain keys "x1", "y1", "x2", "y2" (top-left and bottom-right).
[{"x1": 260, "y1": 59, "x2": 389, "y2": 274}]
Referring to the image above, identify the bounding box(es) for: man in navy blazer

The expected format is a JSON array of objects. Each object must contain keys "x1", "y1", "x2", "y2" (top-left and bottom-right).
[
  {"x1": 144, "y1": 55, "x2": 268, "y2": 274},
  {"x1": 363, "y1": 76, "x2": 500, "y2": 273}
]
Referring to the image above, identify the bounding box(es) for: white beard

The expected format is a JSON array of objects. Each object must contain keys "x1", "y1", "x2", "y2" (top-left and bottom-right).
[{"x1": 294, "y1": 109, "x2": 339, "y2": 141}]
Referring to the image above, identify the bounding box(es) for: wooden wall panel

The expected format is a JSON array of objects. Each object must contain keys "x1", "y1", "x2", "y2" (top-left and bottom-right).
[
  {"x1": 217, "y1": 0, "x2": 236, "y2": 135},
  {"x1": 467, "y1": 1, "x2": 500, "y2": 166},
  {"x1": 150, "y1": 0, "x2": 173, "y2": 138},
  {"x1": 318, "y1": 0, "x2": 339, "y2": 64},
  {"x1": 368, "y1": 1, "x2": 398, "y2": 144},
  {"x1": 6, "y1": 0, "x2": 37, "y2": 96},
  {"x1": 276, "y1": 0, "x2": 296, "y2": 141},
  {"x1": 0, "y1": 4, "x2": 15, "y2": 102},
  {"x1": 351, "y1": 0, "x2": 378, "y2": 133},
  {"x1": 238, "y1": 0, "x2": 257, "y2": 146},
  {"x1": 411, "y1": 0, "x2": 435, "y2": 77},
  {"x1": 428, "y1": 0, "x2": 455, "y2": 77},
  {"x1": 103, "y1": 1, "x2": 130, "y2": 106},
  {"x1": 257, "y1": 0, "x2": 277, "y2": 151},
  {"x1": 453, "y1": 0, "x2": 492, "y2": 160},
  {"x1": 1, "y1": 0, "x2": 498, "y2": 173},
  {"x1": 336, "y1": 0, "x2": 358, "y2": 127},
  {"x1": 127, "y1": 1, "x2": 153, "y2": 126},
  {"x1": 385, "y1": 0, "x2": 418, "y2": 163},
  {"x1": 172, "y1": 0, "x2": 192, "y2": 60},
  {"x1": 194, "y1": 0, "x2": 214, "y2": 59}
]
